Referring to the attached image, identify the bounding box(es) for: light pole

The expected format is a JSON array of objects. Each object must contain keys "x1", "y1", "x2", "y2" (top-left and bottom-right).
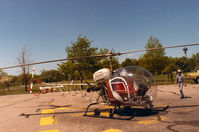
[{"x1": 183, "y1": 47, "x2": 188, "y2": 58}]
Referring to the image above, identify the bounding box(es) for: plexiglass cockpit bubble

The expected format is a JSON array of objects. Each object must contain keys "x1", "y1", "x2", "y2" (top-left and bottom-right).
[{"x1": 113, "y1": 66, "x2": 157, "y2": 106}]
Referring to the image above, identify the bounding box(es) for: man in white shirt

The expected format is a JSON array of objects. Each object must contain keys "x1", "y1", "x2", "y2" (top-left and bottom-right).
[{"x1": 175, "y1": 69, "x2": 186, "y2": 99}]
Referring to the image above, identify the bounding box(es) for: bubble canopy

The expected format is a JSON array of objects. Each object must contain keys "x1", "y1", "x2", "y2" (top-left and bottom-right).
[{"x1": 113, "y1": 66, "x2": 157, "y2": 101}]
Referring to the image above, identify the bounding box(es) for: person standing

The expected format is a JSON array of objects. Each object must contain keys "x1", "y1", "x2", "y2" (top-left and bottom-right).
[{"x1": 175, "y1": 69, "x2": 186, "y2": 99}]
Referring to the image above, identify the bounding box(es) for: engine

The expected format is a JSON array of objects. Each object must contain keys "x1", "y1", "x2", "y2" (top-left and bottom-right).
[{"x1": 93, "y1": 68, "x2": 112, "y2": 83}]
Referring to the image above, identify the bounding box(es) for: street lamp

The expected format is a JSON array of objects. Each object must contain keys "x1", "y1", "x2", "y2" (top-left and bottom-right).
[{"x1": 183, "y1": 47, "x2": 188, "y2": 58}]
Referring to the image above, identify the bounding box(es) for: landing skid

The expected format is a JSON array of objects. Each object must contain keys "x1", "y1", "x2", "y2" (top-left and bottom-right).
[{"x1": 83, "y1": 102, "x2": 169, "y2": 120}]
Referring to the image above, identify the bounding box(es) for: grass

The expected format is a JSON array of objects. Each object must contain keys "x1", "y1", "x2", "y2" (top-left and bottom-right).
[
  {"x1": 0, "y1": 87, "x2": 28, "y2": 95},
  {"x1": 155, "y1": 73, "x2": 194, "y2": 85}
]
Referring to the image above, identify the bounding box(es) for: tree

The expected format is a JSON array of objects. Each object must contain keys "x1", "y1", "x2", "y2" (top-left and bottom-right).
[
  {"x1": 139, "y1": 36, "x2": 166, "y2": 75},
  {"x1": 0, "y1": 69, "x2": 7, "y2": 79},
  {"x1": 58, "y1": 61, "x2": 76, "y2": 81},
  {"x1": 64, "y1": 35, "x2": 98, "y2": 82},
  {"x1": 39, "y1": 70, "x2": 64, "y2": 83},
  {"x1": 162, "y1": 57, "x2": 177, "y2": 81},
  {"x1": 98, "y1": 58, "x2": 121, "y2": 70},
  {"x1": 175, "y1": 57, "x2": 190, "y2": 72},
  {"x1": 190, "y1": 52, "x2": 199, "y2": 70},
  {"x1": 96, "y1": 48, "x2": 121, "y2": 70},
  {"x1": 121, "y1": 58, "x2": 139, "y2": 67},
  {"x1": 17, "y1": 46, "x2": 32, "y2": 92}
]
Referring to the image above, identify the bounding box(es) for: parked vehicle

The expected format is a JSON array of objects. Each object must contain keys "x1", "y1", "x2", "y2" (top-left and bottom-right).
[{"x1": 187, "y1": 70, "x2": 199, "y2": 84}]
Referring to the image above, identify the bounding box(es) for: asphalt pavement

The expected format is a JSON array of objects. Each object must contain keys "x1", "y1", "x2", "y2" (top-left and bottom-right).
[{"x1": 0, "y1": 84, "x2": 199, "y2": 132}]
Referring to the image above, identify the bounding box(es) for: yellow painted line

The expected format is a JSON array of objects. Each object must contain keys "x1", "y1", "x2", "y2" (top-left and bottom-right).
[
  {"x1": 42, "y1": 109, "x2": 55, "y2": 114},
  {"x1": 131, "y1": 106, "x2": 140, "y2": 108},
  {"x1": 55, "y1": 107, "x2": 73, "y2": 110},
  {"x1": 40, "y1": 117, "x2": 57, "y2": 126},
  {"x1": 157, "y1": 116, "x2": 168, "y2": 121},
  {"x1": 104, "y1": 106, "x2": 114, "y2": 109},
  {"x1": 101, "y1": 112, "x2": 110, "y2": 117},
  {"x1": 159, "y1": 104, "x2": 169, "y2": 107},
  {"x1": 184, "y1": 108, "x2": 192, "y2": 112},
  {"x1": 72, "y1": 112, "x2": 119, "y2": 118},
  {"x1": 101, "y1": 112, "x2": 119, "y2": 118},
  {"x1": 39, "y1": 130, "x2": 60, "y2": 132},
  {"x1": 72, "y1": 112, "x2": 94, "y2": 117},
  {"x1": 137, "y1": 119, "x2": 157, "y2": 125},
  {"x1": 137, "y1": 116, "x2": 168, "y2": 125},
  {"x1": 49, "y1": 102, "x2": 54, "y2": 105},
  {"x1": 104, "y1": 105, "x2": 139, "y2": 109},
  {"x1": 102, "y1": 128, "x2": 123, "y2": 132}
]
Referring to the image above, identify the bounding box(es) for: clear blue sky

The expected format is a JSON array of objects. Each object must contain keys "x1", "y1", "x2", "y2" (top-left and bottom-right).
[{"x1": 0, "y1": 0, "x2": 199, "y2": 75}]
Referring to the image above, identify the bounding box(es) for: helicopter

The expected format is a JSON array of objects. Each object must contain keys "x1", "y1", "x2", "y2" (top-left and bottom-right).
[
  {"x1": 1, "y1": 43, "x2": 199, "y2": 118},
  {"x1": 83, "y1": 65, "x2": 157, "y2": 118}
]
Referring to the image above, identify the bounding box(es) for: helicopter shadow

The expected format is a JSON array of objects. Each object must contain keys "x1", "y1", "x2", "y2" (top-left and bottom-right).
[{"x1": 85, "y1": 106, "x2": 169, "y2": 120}]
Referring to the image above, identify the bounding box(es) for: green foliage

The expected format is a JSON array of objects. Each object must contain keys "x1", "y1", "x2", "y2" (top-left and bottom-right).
[
  {"x1": 58, "y1": 36, "x2": 122, "y2": 81},
  {"x1": 162, "y1": 57, "x2": 177, "y2": 81},
  {"x1": 16, "y1": 74, "x2": 32, "y2": 85},
  {"x1": 96, "y1": 48, "x2": 121, "y2": 70},
  {"x1": 39, "y1": 70, "x2": 64, "y2": 83},
  {"x1": 62, "y1": 35, "x2": 99, "y2": 81},
  {"x1": 0, "y1": 69, "x2": 7, "y2": 79},
  {"x1": 98, "y1": 58, "x2": 121, "y2": 70},
  {"x1": 189, "y1": 52, "x2": 199, "y2": 70},
  {"x1": 139, "y1": 36, "x2": 167, "y2": 75},
  {"x1": 121, "y1": 58, "x2": 139, "y2": 67}
]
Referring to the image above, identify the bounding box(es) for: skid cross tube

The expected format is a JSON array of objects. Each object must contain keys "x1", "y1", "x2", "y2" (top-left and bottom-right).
[{"x1": 84, "y1": 102, "x2": 99, "y2": 116}]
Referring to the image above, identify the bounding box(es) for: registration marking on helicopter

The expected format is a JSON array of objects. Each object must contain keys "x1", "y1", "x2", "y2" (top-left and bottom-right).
[{"x1": 102, "y1": 128, "x2": 123, "y2": 132}]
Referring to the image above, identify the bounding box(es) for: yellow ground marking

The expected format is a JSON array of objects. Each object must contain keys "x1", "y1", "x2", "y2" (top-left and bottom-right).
[
  {"x1": 55, "y1": 107, "x2": 73, "y2": 110},
  {"x1": 131, "y1": 106, "x2": 140, "y2": 108},
  {"x1": 39, "y1": 130, "x2": 60, "y2": 132},
  {"x1": 49, "y1": 102, "x2": 54, "y2": 105},
  {"x1": 137, "y1": 119, "x2": 157, "y2": 125},
  {"x1": 159, "y1": 104, "x2": 169, "y2": 107},
  {"x1": 11, "y1": 128, "x2": 17, "y2": 131},
  {"x1": 184, "y1": 108, "x2": 192, "y2": 112},
  {"x1": 154, "y1": 116, "x2": 168, "y2": 121},
  {"x1": 102, "y1": 128, "x2": 123, "y2": 132},
  {"x1": 137, "y1": 116, "x2": 168, "y2": 125},
  {"x1": 72, "y1": 112, "x2": 119, "y2": 118},
  {"x1": 104, "y1": 106, "x2": 114, "y2": 109},
  {"x1": 101, "y1": 112, "x2": 110, "y2": 117},
  {"x1": 159, "y1": 116, "x2": 168, "y2": 121},
  {"x1": 42, "y1": 109, "x2": 55, "y2": 114},
  {"x1": 101, "y1": 112, "x2": 119, "y2": 118},
  {"x1": 40, "y1": 117, "x2": 57, "y2": 126},
  {"x1": 72, "y1": 112, "x2": 94, "y2": 117},
  {"x1": 104, "y1": 106, "x2": 139, "y2": 109}
]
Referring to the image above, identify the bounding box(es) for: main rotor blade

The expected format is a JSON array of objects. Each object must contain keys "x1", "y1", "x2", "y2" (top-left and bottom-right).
[
  {"x1": 119, "y1": 43, "x2": 199, "y2": 55},
  {"x1": 1, "y1": 43, "x2": 199, "y2": 70},
  {"x1": 0, "y1": 54, "x2": 108, "y2": 70}
]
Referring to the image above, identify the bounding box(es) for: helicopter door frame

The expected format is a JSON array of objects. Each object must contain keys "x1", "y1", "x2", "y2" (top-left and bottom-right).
[{"x1": 108, "y1": 76, "x2": 131, "y2": 102}]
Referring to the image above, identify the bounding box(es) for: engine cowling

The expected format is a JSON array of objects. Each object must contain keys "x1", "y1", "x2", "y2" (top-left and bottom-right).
[{"x1": 93, "y1": 68, "x2": 112, "y2": 83}]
